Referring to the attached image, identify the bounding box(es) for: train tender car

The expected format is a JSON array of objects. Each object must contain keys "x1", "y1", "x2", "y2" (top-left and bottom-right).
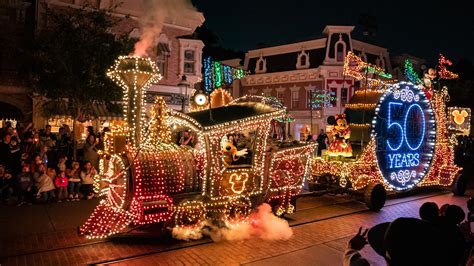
[
  {"x1": 310, "y1": 81, "x2": 463, "y2": 210},
  {"x1": 79, "y1": 56, "x2": 314, "y2": 239}
]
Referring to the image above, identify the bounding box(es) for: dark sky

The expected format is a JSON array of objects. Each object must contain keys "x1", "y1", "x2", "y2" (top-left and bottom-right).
[{"x1": 192, "y1": 0, "x2": 474, "y2": 64}]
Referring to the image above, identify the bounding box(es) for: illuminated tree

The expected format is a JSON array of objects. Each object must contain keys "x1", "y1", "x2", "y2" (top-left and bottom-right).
[{"x1": 26, "y1": 5, "x2": 134, "y2": 158}]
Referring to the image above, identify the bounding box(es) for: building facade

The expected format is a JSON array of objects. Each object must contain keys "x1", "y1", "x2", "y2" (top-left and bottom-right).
[
  {"x1": 37, "y1": 0, "x2": 205, "y2": 114},
  {"x1": 0, "y1": 0, "x2": 205, "y2": 129},
  {"x1": 239, "y1": 25, "x2": 392, "y2": 140}
]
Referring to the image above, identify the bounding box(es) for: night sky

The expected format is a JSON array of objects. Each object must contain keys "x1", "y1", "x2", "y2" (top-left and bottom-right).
[{"x1": 192, "y1": 0, "x2": 474, "y2": 64}]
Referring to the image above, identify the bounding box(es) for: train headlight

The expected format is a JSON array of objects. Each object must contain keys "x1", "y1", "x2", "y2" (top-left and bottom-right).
[{"x1": 194, "y1": 93, "x2": 208, "y2": 106}]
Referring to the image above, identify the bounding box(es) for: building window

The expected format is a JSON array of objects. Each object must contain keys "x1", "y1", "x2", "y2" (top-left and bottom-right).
[
  {"x1": 335, "y1": 34, "x2": 346, "y2": 62},
  {"x1": 291, "y1": 90, "x2": 299, "y2": 109},
  {"x1": 336, "y1": 43, "x2": 345, "y2": 62},
  {"x1": 255, "y1": 55, "x2": 267, "y2": 73},
  {"x1": 277, "y1": 91, "x2": 285, "y2": 104},
  {"x1": 296, "y1": 50, "x2": 310, "y2": 69},
  {"x1": 156, "y1": 42, "x2": 170, "y2": 79},
  {"x1": 341, "y1": 87, "x2": 348, "y2": 107},
  {"x1": 184, "y1": 50, "x2": 195, "y2": 74}
]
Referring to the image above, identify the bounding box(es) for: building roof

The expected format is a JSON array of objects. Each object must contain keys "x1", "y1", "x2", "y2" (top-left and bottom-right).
[
  {"x1": 243, "y1": 25, "x2": 391, "y2": 74},
  {"x1": 186, "y1": 102, "x2": 279, "y2": 128},
  {"x1": 247, "y1": 48, "x2": 326, "y2": 74}
]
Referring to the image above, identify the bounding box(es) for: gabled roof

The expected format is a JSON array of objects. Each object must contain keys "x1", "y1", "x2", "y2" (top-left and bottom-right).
[{"x1": 247, "y1": 48, "x2": 326, "y2": 74}]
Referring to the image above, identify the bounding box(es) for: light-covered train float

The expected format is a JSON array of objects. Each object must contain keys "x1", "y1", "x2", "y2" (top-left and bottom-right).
[
  {"x1": 309, "y1": 52, "x2": 464, "y2": 210},
  {"x1": 79, "y1": 56, "x2": 315, "y2": 239}
]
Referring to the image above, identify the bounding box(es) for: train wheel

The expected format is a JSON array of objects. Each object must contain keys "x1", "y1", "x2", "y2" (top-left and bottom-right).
[
  {"x1": 364, "y1": 183, "x2": 386, "y2": 211},
  {"x1": 227, "y1": 198, "x2": 252, "y2": 221},
  {"x1": 100, "y1": 155, "x2": 129, "y2": 209},
  {"x1": 174, "y1": 201, "x2": 206, "y2": 227},
  {"x1": 451, "y1": 174, "x2": 467, "y2": 196}
]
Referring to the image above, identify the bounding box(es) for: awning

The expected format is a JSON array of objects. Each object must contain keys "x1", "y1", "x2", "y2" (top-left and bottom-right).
[
  {"x1": 90, "y1": 103, "x2": 123, "y2": 120},
  {"x1": 157, "y1": 43, "x2": 171, "y2": 56}
]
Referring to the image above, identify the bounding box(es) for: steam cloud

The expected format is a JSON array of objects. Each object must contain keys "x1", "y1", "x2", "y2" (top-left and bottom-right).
[
  {"x1": 134, "y1": 0, "x2": 197, "y2": 57},
  {"x1": 171, "y1": 203, "x2": 293, "y2": 242}
]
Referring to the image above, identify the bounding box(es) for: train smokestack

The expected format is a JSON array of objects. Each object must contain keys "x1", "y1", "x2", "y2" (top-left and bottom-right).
[{"x1": 107, "y1": 56, "x2": 161, "y2": 148}]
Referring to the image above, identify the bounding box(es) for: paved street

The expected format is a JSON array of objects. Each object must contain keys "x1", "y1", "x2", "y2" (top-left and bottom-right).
[{"x1": 1, "y1": 189, "x2": 472, "y2": 266}]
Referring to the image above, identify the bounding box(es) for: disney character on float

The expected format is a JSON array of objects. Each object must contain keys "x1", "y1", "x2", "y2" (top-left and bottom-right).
[
  {"x1": 221, "y1": 135, "x2": 248, "y2": 166},
  {"x1": 421, "y1": 67, "x2": 437, "y2": 99},
  {"x1": 327, "y1": 114, "x2": 352, "y2": 157}
]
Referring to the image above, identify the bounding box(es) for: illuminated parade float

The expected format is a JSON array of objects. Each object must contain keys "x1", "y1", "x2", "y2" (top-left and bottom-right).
[
  {"x1": 79, "y1": 56, "x2": 315, "y2": 239},
  {"x1": 310, "y1": 52, "x2": 463, "y2": 210}
]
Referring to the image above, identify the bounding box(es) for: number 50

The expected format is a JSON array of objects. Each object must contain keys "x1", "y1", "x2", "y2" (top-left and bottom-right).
[{"x1": 386, "y1": 102, "x2": 425, "y2": 151}]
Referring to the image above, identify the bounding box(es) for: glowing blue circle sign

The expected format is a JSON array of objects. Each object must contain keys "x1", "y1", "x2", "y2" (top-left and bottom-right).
[{"x1": 372, "y1": 82, "x2": 436, "y2": 190}]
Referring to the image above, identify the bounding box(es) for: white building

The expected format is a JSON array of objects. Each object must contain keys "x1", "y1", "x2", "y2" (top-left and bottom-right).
[{"x1": 238, "y1": 25, "x2": 392, "y2": 140}]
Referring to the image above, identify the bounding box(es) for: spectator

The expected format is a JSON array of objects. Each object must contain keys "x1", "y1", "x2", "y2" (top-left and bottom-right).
[
  {"x1": 39, "y1": 125, "x2": 56, "y2": 149},
  {"x1": 317, "y1": 129, "x2": 329, "y2": 156},
  {"x1": 439, "y1": 203, "x2": 450, "y2": 217},
  {"x1": 31, "y1": 154, "x2": 43, "y2": 176},
  {"x1": 39, "y1": 146, "x2": 49, "y2": 167},
  {"x1": 54, "y1": 170, "x2": 68, "y2": 202},
  {"x1": 16, "y1": 164, "x2": 33, "y2": 206},
  {"x1": 419, "y1": 201, "x2": 439, "y2": 222},
  {"x1": 34, "y1": 164, "x2": 55, "y2": 203},
  {"x1": 0, "y1": 133, "x2": 11, "y2": 166},
  {"x1": 83, "y1": 135, "x2": 99, "y2": 170},
  {"x1": 57, "y1": 127, "x2": 71, "y2": 156},
  {"x1": 345, "y1": 217, "x2": 463, "y2": 266},
  {"x1": 57, "y1": 155, "x2": 67, "y2": 173},
  {"x1": 0, "y1": 164, "x2": 13, "y2": 204},
  {"x1": 343, "y1": 227, "x2": 370, "y2": 266},
  {"x1": 8, "y1": 136, "x2": 22, "y2": 175},
  {"x1": 67, "y1": 161, "x2": 81, "y2": 200},
  {"x1": 179, "y1": 130, "x2": 194, "y2": 147},
  {"x1": 80, "y1": 161, "x2": 96, "y2": 200},
  {"x1": 20, "y1": 130, "x2": 37, "y2": 165},
  {"x1": 86, "y1": 126, "x2": 95, "y2": 139},
  {"x1": 438, "y1": 204, "x2": 468, "y2": 265}
]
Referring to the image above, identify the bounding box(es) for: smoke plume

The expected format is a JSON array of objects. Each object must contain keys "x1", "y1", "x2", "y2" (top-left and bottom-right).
[
  {"x1": 171, "y1": 203, "x2": 293, "y2": 242},
  {"x1": 134, "y1": 0, "x2": 197, "y2": 57}
]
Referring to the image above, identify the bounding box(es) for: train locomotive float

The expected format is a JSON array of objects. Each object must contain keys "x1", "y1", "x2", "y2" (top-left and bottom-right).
[
  {"x1": 79, "y1": 56, "x2": 315, "y2": 239},
  {"x1": 310, "y1": 53, "x2": 463, "y2": 211}
]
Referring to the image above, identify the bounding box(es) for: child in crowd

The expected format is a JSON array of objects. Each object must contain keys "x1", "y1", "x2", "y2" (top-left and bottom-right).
[
  {"x1": 54, "y1": 170, "x2": 68, "y2": 202},
  {"x1": 39, "y1": 146, "x2": 49, "y2": 166},
  {"x1": 16, "y1": 164, "x2": 33, "y2": 206},
  {"x1": 34, "y1": 164, "x2": 55, "y2": 203},
  {"x1": 80, "y1": 161, "x2": 97, "y2": 200},
  {"x1": 30, "y1": 154, "x2": 44, "y2": 178},
  {"x1": 67, "y1": 161, "x2": 81, "y2": 200},
  {"x1": 57, "y1": 155, "x2": 67, "y2": 173}
]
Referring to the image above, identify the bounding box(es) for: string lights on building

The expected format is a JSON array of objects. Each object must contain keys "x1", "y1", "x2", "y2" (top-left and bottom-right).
[{"x1": 203, "y1": 56, "x2": 246, "y2": 94}]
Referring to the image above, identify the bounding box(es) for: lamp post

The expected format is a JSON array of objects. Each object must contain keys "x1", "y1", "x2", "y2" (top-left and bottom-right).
[{"x1": 178, "y1": 75, "x2": 190, "y2": 113}]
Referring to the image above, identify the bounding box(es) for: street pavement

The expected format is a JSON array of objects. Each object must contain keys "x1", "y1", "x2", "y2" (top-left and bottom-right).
[{"x1": 0, "y1": 190, "x2": 472, "y2": 266}]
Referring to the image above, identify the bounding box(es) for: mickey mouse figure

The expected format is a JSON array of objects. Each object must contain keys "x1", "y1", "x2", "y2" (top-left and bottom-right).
[
  {"x1": 327, "y1": 114, "x2": 353, "y2": 157},
  {"x1": 452, "y1": 109, "x2": 469, "y2": 126}
]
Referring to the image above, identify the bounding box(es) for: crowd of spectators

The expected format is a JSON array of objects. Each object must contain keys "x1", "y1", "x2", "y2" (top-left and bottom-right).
[
  {"x1": 345, "y1": 198, "x2": 474, "y2": 265},
  {"x1": 0, "y1": 122, "x2": 105, "y2": 205}
]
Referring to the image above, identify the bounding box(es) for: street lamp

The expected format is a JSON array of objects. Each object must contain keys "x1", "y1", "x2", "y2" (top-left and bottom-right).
[{"x1": 178, "y1": 75, "x2": 190, "y2": 112}]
